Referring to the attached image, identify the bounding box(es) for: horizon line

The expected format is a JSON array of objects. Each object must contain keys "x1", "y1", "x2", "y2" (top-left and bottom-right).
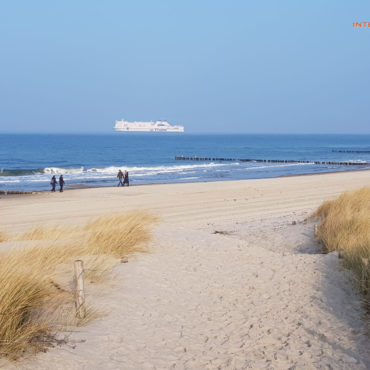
[{"x1": 1, "y1": 131, "x2": 370, "y2": 136}]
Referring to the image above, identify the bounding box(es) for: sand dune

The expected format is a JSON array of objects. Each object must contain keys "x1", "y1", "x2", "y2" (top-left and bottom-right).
[{"x1": 1, "y1": 170, "x2": 370, "y2": 369}]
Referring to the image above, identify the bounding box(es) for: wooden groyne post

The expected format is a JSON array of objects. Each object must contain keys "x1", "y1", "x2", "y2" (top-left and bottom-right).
[
  {"x1": 361, "y1": 258, "x2": 369, "y2": 295},
  {"x1": 74, "y1": 260, "x2": 86, "y2": 319}
]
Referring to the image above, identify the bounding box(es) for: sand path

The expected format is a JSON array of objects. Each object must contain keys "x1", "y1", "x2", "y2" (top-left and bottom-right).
[{"x1": 1, "y1": 171, "x2": 370, "y2": 369}]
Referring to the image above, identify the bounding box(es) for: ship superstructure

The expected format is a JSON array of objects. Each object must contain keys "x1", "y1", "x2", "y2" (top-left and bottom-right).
[{"x1": 114, "y1": 120, "x2": 184, "y2": 132}]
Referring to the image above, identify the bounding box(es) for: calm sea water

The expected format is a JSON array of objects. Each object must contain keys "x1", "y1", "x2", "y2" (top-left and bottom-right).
[{"x1": 0, "y1": 133, "x2": 369, "y2": 191}]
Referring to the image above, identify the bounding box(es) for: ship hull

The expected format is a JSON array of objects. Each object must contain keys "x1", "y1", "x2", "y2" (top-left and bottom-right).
[{"x1": 114, "y1": 120, "x2": 184, "y2": 133}]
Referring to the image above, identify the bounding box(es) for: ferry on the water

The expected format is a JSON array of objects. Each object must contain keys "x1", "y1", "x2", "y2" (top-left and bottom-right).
[{"x1": 114, "y1": 120, "x2": 184, "y2": 132}]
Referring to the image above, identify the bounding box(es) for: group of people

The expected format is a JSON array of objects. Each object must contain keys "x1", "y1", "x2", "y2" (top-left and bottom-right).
[
  {"x1": 50, "y1": 175, "x2": 65, "y2": 192},
  {"x1": 117, "y1": 170, "x2": 129, "y2": 187},
  {"x1": 50, "y1": 171, "x2": 129, "y2": 191}
]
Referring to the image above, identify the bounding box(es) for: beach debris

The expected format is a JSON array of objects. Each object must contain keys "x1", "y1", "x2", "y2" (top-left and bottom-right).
[
  {"x1": 213, "y1": 230, "x2": 234, "y2": 235},
  {"x1": 49, "y1": 279, "x2": 68, "y2": 293},
  {"x1": 120, "y1": 255, "x2": 129, "y2": 263},
  {"x1": 292, "y1": 221, "x2": 297, "y2": 225},
  {"x1": 74, "y1": 260, "x2": 86, "y2": 319}
]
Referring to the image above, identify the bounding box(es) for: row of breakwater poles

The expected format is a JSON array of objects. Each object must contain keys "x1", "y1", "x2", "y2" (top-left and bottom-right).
[
  {"x1": 332, "y1": 150, "x2": 370, "y2": 153},
  {"x1": 175, "y1": 156, "x2": 370, "y2": 166},
  {"x1": 0, "y1": 190, "x2": 34, "y2": 195}
]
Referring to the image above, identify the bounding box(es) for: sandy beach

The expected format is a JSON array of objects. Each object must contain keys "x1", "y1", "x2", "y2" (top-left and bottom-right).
[{"x1": 1, "y1": 170, "x2": 370, "y2": 369}]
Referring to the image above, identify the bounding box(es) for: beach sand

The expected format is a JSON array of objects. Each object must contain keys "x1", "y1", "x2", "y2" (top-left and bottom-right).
[{"x1": 1, "y1": 170, "x2": 370, "y2": 369}]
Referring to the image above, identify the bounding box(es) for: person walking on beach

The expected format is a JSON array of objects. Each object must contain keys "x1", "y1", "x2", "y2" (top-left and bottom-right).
[
  {"x1": 123, "y1": 170, "x2": 129, "y2": 186},
  {"x1": 117, "y1": 170, "x2": 124, "y2": 186},
  {"x1": 59, "y1": 175, "x2": 65, "y2": 192},
  {"x1": 50, "y1": 175, "x2": 57, "y2": 192}
]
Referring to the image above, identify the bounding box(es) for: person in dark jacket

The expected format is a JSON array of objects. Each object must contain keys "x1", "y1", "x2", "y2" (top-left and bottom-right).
[
  {"x1": 123, "y1": 170, "x2": 129, "y2": 186},
  {"x1": 59, "y1": 175, "x2": 65, "y2": 192},
  {"x1": 117, "y1": 170, "x2": 124, "y2": 186},
  {"x1": 50, "y1": 175, "x2": 57, "y2": 192}
]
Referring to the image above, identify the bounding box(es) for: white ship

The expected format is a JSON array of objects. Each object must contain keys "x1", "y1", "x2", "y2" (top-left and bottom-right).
[{"x1": 114, "y1": 120, "x2": 184, "y2": 132}]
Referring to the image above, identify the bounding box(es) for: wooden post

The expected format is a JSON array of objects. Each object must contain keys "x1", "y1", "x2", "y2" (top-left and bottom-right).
[
  {"x1": 361, "y1": 258, "x2": 369, "y2": 295},
  {"x1": 314, "y1": 224, "x2": 318, "y2": 237},
  {"x1": 74, "y1": 260, "x2": 86, "y2": 319}
]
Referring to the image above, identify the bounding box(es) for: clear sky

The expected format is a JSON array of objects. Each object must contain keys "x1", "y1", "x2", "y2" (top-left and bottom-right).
[{"x1": 0, "y1": 1, "x2": 369, "y2": 134}]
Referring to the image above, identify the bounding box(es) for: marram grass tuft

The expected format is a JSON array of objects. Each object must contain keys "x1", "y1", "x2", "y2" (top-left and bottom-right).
[
  {"x1": 313, "y1": 187, "x2": 370, "y2": 307},
  {"x1": 0, "y1": 212, "x2": 156, "y2": 359}
]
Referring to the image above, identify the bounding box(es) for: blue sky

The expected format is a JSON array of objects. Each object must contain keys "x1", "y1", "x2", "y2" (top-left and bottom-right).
[{"x1": 0, "y1": 1, "x2": 369, "y2": 134}]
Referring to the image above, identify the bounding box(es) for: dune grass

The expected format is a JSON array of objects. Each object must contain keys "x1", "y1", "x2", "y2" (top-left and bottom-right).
[
  {"x1": 313, "y1": 187, "x2": 370, "y2": 304},
  {"x1": 0, "y1": 212, "x2": 156, "y2": 359}
]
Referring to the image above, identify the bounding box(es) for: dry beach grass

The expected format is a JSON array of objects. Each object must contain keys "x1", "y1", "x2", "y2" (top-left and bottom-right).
[
  {"x1": 313, "y1": 187, "x2": 370, "y2": 305},
  {"x1": 0, "y1": 212, "x2": 155, "y2": 359}
]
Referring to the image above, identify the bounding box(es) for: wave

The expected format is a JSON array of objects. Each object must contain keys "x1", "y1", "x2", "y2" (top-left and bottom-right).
[
  {"x1": 44, "y1": 167, "x2": 85, "y2": 174},
  {"x1": 1, "y1": 160, "x2": 365, "y2": 181},
  {"x1": 0, "y1": 168, "x2": 44, "y2": 176},
  {"x1": 247, "y1": 162, "x2": 315, "y2": 169},
  {"x1": 43, "y1": 163, "x2": 234, "y2": 176},
  {"x1": 2, "y1": 158, "x2": 365, "y2": 178},
  {"x1": 344, "y1": 159, "x2": 367, "y2": 164},
  {"x1": 0, "y1": 163, "x2": 230, "y2": 177}
]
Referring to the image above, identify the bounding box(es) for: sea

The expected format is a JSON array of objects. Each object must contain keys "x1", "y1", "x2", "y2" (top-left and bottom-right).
[{"x1": 0, "y1": 133, "x2": 369, "y2": 192}]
